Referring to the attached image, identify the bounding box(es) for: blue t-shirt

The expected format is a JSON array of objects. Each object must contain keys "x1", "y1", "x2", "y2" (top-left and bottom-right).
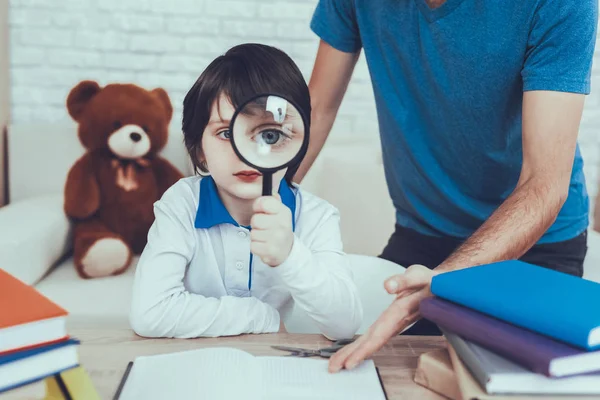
[{"x1": 310, "y1": 0, "x2": 597, "y2": 243}]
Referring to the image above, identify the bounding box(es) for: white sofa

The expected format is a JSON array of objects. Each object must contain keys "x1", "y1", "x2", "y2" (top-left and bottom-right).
[
  {"x1": 2, "y1": 121, "x2": 599, "y2": 335},
  {"x1": 0, "y1": 121, "x2": 401, "y2": 334}
]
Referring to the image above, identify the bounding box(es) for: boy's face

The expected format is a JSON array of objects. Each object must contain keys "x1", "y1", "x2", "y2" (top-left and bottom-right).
[{"x1": 202, "y1": 95, "x2": 287, "y2": 200}]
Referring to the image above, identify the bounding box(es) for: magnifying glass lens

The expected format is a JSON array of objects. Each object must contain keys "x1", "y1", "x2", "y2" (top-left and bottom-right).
[{"x1": 231, "y1": 95, "x2": 305, "y2": 170}]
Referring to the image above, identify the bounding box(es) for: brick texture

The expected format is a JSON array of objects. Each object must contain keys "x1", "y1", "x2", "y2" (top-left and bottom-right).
[{"x1": 7, "y1": 0, "x2": 600, "y2": 211}]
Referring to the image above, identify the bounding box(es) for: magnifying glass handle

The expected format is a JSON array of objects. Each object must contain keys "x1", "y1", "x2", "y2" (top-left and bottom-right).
[{"x1": 262, "y1": 172, "x2": 273, "y2": 196}]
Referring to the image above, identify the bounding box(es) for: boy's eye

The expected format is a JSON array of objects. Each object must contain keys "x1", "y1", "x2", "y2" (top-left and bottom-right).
[{"x1": 217, "y1": 130, "x2": 232, "y2": 139}]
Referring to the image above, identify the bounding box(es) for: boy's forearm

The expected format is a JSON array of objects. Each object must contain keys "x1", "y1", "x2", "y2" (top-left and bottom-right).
[
  {"x1": 130, "y1": 288, "x2": 281, "y2": 338},
  {"x1": 130, "y1": 251, "x2": 280, "y2": 338},
  {"x1": 436, "y1": 179, "x2": 567, "y2": 273}
]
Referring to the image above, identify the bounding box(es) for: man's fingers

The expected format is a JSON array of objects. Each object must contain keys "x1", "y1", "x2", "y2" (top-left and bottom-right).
[
  {"x1": 331, "y1": 301, "x2": 407, "y2": 372},
  {"x1": 384, "y1": 265, "x2": 431, "y2": 294},
  {"x1": 388, "y1": 288, "x2": 431, "y2": 322},
  {"x1": 341, "y1": 304, "x2": 407, "y2": 370},
  {"x1": 395, "y1": 288, "x2": 418, "y2": 300},
  {"x1": 408, "y1": 286, "x2": 433, "y2": 308},
  {"x1": 330, "y1": 289, "x2": 433, "y2": 373},
  {"x1": 342, "y1": 334, "x2": 388, "y2": 371},
  {"x1": 328, "y1": 337, "x2": 364, "y2": 373}
]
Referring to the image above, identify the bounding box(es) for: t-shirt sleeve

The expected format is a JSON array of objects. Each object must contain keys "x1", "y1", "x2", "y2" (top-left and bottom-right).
[
  {"x1": 521, "y1": 0, "x2": 598, "y2": 94},
  {"x1": 310, "y1": 0, "x2": 362, "y2": 53}
]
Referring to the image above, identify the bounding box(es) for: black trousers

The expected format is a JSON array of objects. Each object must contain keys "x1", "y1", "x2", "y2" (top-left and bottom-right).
[{"x1": 379, "y1": 224, "x2": 588, "y2": 336}]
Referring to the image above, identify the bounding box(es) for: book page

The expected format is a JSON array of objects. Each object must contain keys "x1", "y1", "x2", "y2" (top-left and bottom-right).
[
  {"x1": 258, "y1": 357, "x2": 386, "y2": 400},
  {"x1": 118, "y1": 347, "x2": 262, "y2": 400}
]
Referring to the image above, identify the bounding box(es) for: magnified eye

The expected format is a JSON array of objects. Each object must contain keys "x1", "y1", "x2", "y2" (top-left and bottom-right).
[{"x1": 260, "y1": 129, "x2": 282, "y2": 145}]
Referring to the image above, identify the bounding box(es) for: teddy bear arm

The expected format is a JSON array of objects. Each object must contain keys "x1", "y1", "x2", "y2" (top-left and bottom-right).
[
  {"x1": 64, "y1": 155, "x2": 101, "y2": 219},
  {"x1": 152, "y1": 157, "x2": 184, "y2": 196}
]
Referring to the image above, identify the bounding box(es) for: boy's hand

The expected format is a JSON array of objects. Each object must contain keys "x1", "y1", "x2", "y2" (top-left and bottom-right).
[{"x1": 250, "y1": 195, "x2": 294, "y2": 267}]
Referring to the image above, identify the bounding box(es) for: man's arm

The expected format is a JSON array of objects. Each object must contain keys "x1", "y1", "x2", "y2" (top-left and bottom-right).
[
  {"x1": 293, "y1": 40, "x2": 360, "y2": 183},
  {"x1": 328, "y1": 90, "x2": 586, "y2": 372},
  {"x1": 437, "y1": 90, "x2": 585, "y2": 272}
]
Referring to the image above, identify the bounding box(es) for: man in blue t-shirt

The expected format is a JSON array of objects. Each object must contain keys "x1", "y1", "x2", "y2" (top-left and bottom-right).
[{"x1": 293, "y1": 0, "x2": 598, "y2": 372}]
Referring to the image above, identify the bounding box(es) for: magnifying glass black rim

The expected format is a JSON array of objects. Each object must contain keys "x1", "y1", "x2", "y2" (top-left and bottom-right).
[{"x1": 228, "y1": 92, "x2": 309, "y2": 174}]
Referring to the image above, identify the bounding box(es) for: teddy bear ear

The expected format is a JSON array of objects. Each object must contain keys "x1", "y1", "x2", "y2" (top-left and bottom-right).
[
  {"x1": 66, "y1": 80, "x2": 101, "y2": 121},
  {"x1": 151, "y1": 88, "x2": 173, "y2": 123}
]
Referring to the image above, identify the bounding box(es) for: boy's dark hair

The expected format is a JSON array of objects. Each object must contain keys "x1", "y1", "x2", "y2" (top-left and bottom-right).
[{"x1": 182, "y1": 43, "x2": 311, "y2": 184}]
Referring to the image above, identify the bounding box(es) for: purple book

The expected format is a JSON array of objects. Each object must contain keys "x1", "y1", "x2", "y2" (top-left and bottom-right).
[{"x1": 420, "y1": 296, "x2": 600, "y2": 377}]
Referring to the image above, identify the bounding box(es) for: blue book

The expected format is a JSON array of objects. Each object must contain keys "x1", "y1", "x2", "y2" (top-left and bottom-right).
[
  {"x1": 0, "y1": 338, "x2": 80, "y2": 393},
  {"x1": 430, "y1": 260, "x2": 600, "y2": 351}
]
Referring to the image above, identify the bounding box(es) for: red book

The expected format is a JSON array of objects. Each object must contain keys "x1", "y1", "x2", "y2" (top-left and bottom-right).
[{"x1": 0, "y1": 269, "x2": 68, "y2": 355}]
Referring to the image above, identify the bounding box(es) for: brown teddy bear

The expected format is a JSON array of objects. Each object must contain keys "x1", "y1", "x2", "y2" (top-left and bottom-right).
[{"x1": 64, "y1": 80, "x2": 183, "y2": 279}]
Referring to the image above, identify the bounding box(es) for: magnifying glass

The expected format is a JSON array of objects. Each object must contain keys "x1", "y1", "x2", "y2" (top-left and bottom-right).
[{"x1": 229, "y1": 93, "x2": 309, "y2": 196}]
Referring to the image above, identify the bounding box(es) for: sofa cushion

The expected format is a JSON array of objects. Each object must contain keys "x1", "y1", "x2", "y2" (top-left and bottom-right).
[
  {"x1": 35, "y1": 256, "x2": 138, "y2": 326},
  {"x1": 282, "y1": 254, "x2": 402, "y2": 334},
  {"x1": 303, "y1": 142, "x2": 396, "y2": 256},
  {"x1": 7, "y1": 121, "x2": 193, "y2": 203},
  {"x1": 0, "y1": 194, "x2": 71, "y2": 285}
]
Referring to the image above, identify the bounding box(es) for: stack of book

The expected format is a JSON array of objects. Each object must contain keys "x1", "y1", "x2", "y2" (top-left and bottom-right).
[
  {"x1": 0, "y1": 268, "x2": 80, "y2": 396},
  {"x1": 419, "y1": 259, "x2": 600, "y2": 398}
]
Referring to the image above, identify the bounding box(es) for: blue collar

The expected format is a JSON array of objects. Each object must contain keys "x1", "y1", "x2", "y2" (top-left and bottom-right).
[{"x1": 194, "y1": 176, "x2": 297, "y2": 231}]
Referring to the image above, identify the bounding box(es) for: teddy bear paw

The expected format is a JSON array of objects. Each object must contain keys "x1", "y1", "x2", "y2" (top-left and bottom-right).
[{"x1": 81, "y1": 238, "x2": 131, "y2": 278}]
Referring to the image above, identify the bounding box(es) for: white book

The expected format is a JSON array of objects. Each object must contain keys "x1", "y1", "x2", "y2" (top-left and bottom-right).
[
  {"x1": 443, "y1": 329, "x2": 600, "y2": 395},
  {"x1": 116, "y1": 347, "x2": 387, "y2": 400}
]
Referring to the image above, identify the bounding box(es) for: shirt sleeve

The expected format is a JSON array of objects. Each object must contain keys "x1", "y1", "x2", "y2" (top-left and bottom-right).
[
  {"x1": 274, "y1": 204, "x2": 363, "y2": 340},
  {"x1": 129, "y1": 182, "x2": 280, "y2": 338},
  {"x1": 521, "y1": 0, "x2": 598, "y2": 94},
  {"x1": 310, "y1": 0, "x2": 362, "y2": 53}
]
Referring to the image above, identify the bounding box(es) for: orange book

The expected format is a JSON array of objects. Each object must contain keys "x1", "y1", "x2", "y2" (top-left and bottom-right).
[{"x1": 0, "y1": 269, "x2": 68, "y2": 355}]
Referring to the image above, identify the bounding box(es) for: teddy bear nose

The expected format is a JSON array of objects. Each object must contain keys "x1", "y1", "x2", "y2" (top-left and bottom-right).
[{"x1": 130, "y1": 132, "x2": 142, "y2": 142}]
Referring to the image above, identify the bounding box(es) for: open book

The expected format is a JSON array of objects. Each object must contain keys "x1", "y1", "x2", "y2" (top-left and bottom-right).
[{"x1": 116, "y1": 347, "x2": 387, "y2": 400}]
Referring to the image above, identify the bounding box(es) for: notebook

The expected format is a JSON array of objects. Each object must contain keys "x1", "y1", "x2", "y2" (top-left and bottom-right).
[
  {"x1": 114, "y1": 347, "x2": 388, "y2": 400},
  {"x1": 0, "y1": 269, "x2": 68, "y2": 355},
  {"x1": 443, "y1": 330, "x2": 600, "y2": 395},
  {"x1": 430, "y1": 260, "x2": 600, "y2": 350},
  {"x1": 420, "y1": 296, "x2": 600, "y2": 377}
]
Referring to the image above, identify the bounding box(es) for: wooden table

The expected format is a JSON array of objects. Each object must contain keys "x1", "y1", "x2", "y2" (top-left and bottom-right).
[{"x1": 65, "y1": 325, "x2": 448, "y2": 400}]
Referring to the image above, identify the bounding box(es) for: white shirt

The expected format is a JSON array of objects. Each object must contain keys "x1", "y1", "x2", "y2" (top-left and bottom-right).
[{"x1": 129, "y1": 176, "x2": 363, "y2": 339}]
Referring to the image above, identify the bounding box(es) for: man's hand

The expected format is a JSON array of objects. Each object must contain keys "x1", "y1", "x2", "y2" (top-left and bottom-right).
[
  {"x1": 328, "y1": 265, "x2": 436, "y2": 372},
  {"x1": 250, "y1": 195, "x2": 294, "y2": 267}
]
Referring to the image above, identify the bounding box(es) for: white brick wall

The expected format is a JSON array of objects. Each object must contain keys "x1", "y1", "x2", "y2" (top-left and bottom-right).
[{"x1": 7, "y1": 0, "x2": 600, "y2": 209}]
